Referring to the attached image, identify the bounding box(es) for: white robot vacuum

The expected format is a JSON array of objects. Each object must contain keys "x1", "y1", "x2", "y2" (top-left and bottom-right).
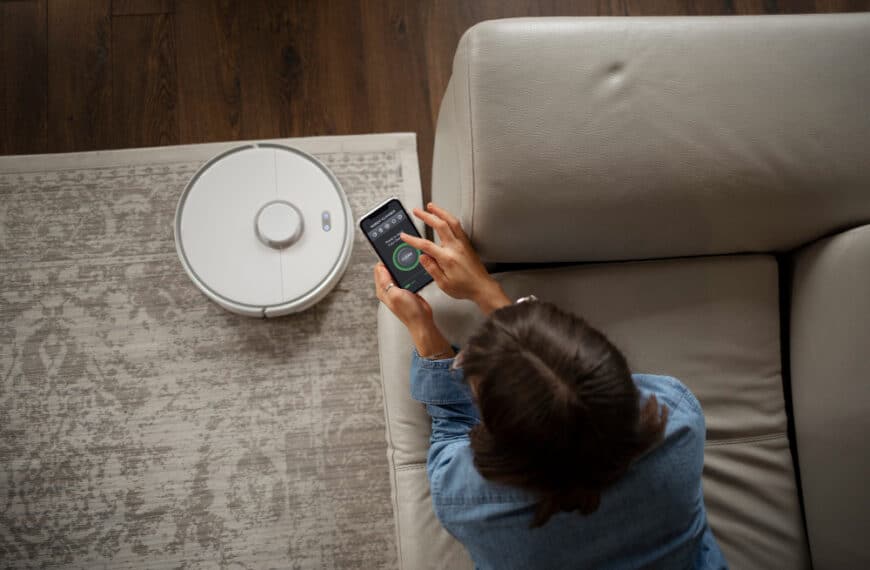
[{"x1": 174, "y1": 143, "x2": 354, "y2": 318}]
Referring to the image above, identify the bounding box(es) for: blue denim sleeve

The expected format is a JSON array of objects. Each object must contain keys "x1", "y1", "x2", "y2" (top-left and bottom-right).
[{"x1": 409, "y1": 347, "x2": 480, "y2": 443}]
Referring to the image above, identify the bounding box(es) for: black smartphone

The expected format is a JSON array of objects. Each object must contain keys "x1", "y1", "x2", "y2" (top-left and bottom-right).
[{"x1": 359, "y1": 197, "x2": 433, "y2": 294}]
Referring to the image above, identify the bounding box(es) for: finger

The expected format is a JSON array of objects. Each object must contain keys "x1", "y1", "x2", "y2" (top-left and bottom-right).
[
  {"x1": 412, "y1": 207, "x2": 456, "y2": 244},
  {"x1": 420, "y1": 254, "x2": 447, "y2": 287},
  {"x1": 373, "y1": 264, "x2": 385, "y2": 302},
  {"x1": 373, "y1": 263, "x2": 396, "y2": 301},
  {"x1": 399, "y1": 232, "x2": 445, "y2": 260},
  {"x1": 426, "y1": 202, "x2": 468, "y2": 242},
  {"x1": 374, "y1": 262, "x2": 393, "y2": 288}
]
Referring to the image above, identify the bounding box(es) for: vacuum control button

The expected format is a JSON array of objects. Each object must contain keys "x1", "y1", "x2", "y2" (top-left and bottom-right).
[{"x1": 255, "y1": 201, "x2": 303, "y2": 249}]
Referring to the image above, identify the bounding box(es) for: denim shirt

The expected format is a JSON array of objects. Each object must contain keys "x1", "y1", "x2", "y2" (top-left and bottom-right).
[{"x1": 410, "y1": 349, "x2": 728, "y2": 570}]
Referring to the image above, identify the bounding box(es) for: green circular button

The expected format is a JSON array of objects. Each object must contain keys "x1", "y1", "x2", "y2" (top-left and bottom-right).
[{"x1": 392, "y1": 243, "x2": 420, "y2": 271}]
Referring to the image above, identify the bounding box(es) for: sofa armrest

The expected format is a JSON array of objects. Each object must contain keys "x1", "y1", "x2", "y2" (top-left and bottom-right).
[
  {"x1": 790, "y1": 224, "x2": 870, "y2": 568},
  {"x1": 377, "y1": 291, "x2": 482, "y2": 570}
]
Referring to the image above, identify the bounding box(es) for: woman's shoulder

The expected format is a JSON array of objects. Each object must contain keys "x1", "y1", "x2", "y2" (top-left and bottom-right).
[
  {"x1": 631, "y1": 373, "x2": 706, "y2": 470},
  {"x1": 632, "y1": 374, "x2": 704, "y2": 419}
]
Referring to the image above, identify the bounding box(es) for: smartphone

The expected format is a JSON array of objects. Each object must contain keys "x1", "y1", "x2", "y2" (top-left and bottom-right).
[{"x1": 359, "y1": 197, "x2": 433, "y2": 294}]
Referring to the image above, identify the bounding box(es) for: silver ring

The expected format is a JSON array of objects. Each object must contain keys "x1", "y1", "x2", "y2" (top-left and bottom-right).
[{"x1": 384, "y1": 284, "x2": 395, "y2": 294}]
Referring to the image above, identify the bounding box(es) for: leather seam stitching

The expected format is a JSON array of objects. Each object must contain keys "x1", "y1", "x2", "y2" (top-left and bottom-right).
[
  {"x1": 377, "y1": 330, "x2": 404, "y2": 568},
  {"x1": 466, "y1": 30, "x2": 476, "y2": 243},
  {"x1": 705, "y1": 432, "x2": 786, "y2": 447},
  {"x1": 395, "y1": 463, "x2": 427, "y2": 472}
]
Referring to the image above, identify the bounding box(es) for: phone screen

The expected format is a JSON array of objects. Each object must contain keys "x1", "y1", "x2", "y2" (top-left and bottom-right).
[{"x1": 360, "y1": 198, "x2": 433, "y2": 293}]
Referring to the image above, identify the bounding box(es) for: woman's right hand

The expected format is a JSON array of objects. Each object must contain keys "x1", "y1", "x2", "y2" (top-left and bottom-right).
[{"x1": 399, "y1": 203, "x2": 511, "y2": 315}]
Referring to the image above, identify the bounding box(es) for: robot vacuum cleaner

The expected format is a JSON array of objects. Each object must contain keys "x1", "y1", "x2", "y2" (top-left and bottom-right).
[{"x1": 174, "y1": 143, "x2": 354, "y2": 318}]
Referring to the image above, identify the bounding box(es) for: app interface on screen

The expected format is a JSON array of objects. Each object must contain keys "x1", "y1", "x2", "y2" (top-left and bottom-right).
[{"x1": 364, "y1": 202, "x2": 431, "y2": 291}]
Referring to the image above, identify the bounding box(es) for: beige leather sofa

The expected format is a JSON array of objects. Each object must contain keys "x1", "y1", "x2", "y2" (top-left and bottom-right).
[{"x1": 377, "y1": 14, "x2": 870, "y2": 569}]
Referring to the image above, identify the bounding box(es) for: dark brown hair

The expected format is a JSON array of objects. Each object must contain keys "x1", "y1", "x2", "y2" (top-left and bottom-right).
[{"x1": 461, "y1": 301, "x2": 668, "y2": 528}]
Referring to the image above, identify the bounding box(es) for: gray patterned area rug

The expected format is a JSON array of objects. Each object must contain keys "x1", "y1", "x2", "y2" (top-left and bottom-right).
[{"x1": 0, "y1": 134, "x2": 421, "y2": 569}]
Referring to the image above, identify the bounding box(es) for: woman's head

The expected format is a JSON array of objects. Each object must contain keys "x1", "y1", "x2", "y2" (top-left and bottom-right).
[{"x1": 460, "y1": 300, "x2": 668, "y2": 527}]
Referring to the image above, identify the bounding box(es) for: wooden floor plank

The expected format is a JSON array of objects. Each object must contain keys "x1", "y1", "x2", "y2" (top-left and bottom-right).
[
  {"x1": 111, "y1": 14, "x2": 178, "y2": 148},
  {"x1": 239, "y1": 0, "x2": 304, "y2": 139},
  {"x1": 360, "y1": 0, "x2": 437, "y2": 201},
  {"x1": 236, "y1": 0, "x2": 294, "y2": 140},
  {"x1": 112, "y1": 0, "x2": 175, "y2": 16},
  {"x1": 174, "y1": 0, "x2": 240, "y2": 143},
  {"x1": 304, "y1": 0, "x2": 372, "y2": 137},
  {"x1": 46, "y1": 0, "x2": 113, "y2": 152},
  {"x1": 0, "y1": 0, "x2": 47, "y2": 155},
  {"x1": 237, "y1": 0, "x2": 372, "y2": 140},
  {"x1": 814, "y1": 0, "x2": 870, "y2": 10}
]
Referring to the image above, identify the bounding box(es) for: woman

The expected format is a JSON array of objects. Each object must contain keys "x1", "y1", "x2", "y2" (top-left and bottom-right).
[{"x1": 374, "y1": 202, "x2": 727, "y2": 569}]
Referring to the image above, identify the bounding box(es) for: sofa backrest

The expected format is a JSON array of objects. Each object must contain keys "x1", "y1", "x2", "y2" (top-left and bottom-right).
[{"x1": 432, "y1": 14, "x2": 870, "y2": 264}]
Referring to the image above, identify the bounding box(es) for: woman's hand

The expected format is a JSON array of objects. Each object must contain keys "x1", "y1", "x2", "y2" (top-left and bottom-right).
[
  {"x1": 399, "y1": 202, "x2": 511, "y2": 315},
  {"x1": 373, "y1": 263, "x2": 454, "y2": 357},
  {"x1": 374, "y1": 262, "x2": 433, "y2": 328}
]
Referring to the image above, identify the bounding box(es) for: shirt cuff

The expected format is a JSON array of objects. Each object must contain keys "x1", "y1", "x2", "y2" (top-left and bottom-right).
[
  {"x1": 410, "y1": 346, "x2": 473, "y2": 405},
  {"x1": 412, "y1": 346, "x2": 459, "y2": 367}
]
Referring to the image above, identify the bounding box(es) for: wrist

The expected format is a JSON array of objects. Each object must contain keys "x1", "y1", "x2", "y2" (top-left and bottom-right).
[
  {"x1": 474, "y1": 279, "x2": 512, "y2": 316},
  {"x1": 410, "y1": 324, "x2": 454, "y2": 358}
]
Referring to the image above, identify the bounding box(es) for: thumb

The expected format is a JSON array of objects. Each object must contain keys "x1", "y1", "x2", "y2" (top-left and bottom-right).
[{"x1": 375, "y1": 263, "x2": 393, "y2": 286}]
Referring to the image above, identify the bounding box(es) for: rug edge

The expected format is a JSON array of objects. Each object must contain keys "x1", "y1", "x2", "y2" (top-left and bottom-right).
[{"x1": 0, "y1": 133, "x2": 418, "y2": 174}]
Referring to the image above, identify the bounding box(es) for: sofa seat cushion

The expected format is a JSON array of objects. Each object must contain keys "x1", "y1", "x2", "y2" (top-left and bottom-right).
[{"x1": 378, "y1": 253, "x2": 808, "y2": 570}]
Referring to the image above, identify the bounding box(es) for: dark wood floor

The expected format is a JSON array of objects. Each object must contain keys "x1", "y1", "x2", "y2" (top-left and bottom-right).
[{"x1": 2, "y1": 0, "x2": 868, "y2": 200}]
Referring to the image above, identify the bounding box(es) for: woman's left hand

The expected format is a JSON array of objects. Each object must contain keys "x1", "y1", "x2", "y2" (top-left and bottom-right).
[
  {"x1": 373, "y1": 263, "x2": 434, "y2": 332},
  {"x1": 373, "y1": 263, "x2": 455, "y2": 358}
]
